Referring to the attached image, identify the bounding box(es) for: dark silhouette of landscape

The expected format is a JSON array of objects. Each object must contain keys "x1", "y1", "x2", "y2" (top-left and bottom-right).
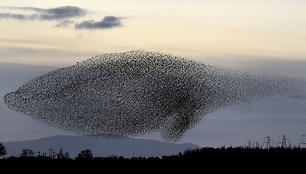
[
  {"x1": 1, "y1": 137, "x2": 306, "y2": 162},
  {"x1": 1, "y1": 145, "x2": 306, "y2": 168}
]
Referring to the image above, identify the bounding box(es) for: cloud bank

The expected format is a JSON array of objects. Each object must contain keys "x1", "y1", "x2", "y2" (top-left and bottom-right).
[
  {"x1": 40, "y1": 6, "x2": 86, "y2": 20},
  {"x1": 0, "y1": 6, "x2": 85, "y2": 21},
  {"x1": 0, "y1": 6, "x2": 44, "y2": 12},
  {"x1": 0, "y1": 13, "x2": 30, "y2": 20},
  {"x1": 75, "y1": 16, "x2": 122, "y2": 29},
  {"x1": 0, "y1": 6, "x2": 123, "y2": 30},
  {"x1": 55, "y1": 20, "x2": 75, "y2": 27}
]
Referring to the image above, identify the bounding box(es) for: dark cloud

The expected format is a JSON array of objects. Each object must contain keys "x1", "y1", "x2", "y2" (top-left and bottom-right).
[
  {"x1": 55, "y1": 20, "x2": 75, "y2": 28},
  {"x1": 0, "y1": 6, "x2": 123, "y2": 30},
  {"x1": 0, "y1": 13, "x2": 28, "y2": 20},
  {"x1": 75, "y1": 16, "x2": 122, "y2": 30},
  {"x1": 16, "y1": 7, "x2": 43, "y2": 12},
  {"x1": 0, "y1": 6, "x2": 86, "y2": 21},
  {"x1": 40, "y1": 6, "x2": 86, "y2": 20},
  {"x1": 0, "y1": 6, "x2": 43, "y2": 12}
]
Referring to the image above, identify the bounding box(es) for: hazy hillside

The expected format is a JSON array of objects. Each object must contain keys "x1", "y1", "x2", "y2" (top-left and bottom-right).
[{"x1": 2, "y1": 135, "x2": 200, "y2": 158}]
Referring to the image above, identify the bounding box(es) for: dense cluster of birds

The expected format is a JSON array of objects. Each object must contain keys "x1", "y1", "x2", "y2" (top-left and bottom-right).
[{"x1": 4, "y1": 51, "x2": 305, "y2": 141}]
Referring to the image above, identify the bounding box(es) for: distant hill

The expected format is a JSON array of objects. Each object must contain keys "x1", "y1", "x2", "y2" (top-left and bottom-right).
[{"x1": 2, "y1": 135, "x2": 200, "y2": 158}]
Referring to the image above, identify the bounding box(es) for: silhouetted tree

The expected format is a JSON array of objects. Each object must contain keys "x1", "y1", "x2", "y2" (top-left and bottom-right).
[
  {"x1": 48, "y1": 148, "x2": 58, "y2": 158},
  {"x1": 20, "y1": 149, "x2": 34, "y2": 157},
  {"x1": 57, "y1": 148, "x2": 64, "y2": 159},
  {"x1": 76, "y1": 149, "x2": 93, "y2": 160},
  {"x1": 56, "y1": 148, "x2": 70, "y2": 159},
  {"x1": 0, "y1": 143, "x2": 7, "y2": 158},
  {"x1": 65, "y1": 152, "x2": 70, "y2": 159}
]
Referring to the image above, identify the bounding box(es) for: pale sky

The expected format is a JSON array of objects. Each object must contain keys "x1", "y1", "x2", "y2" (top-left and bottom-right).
[
  {"x1": 1, "y1": 1, "x2": 306, "y2": 147},
  {"x1": 0, "y1": 0, "x2": 306, "y2": 65}
]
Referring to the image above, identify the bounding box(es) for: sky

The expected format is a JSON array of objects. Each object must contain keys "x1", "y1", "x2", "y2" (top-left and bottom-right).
[
  {"x1": 0, "y1": 0, "x2": 306, "y2": 146},
  {"x1": 0, "y1": 0, "x2": 306, "y2": 66}
]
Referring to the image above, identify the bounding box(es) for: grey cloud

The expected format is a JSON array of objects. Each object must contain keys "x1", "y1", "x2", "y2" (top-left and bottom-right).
[
  {"x1": 0, "y1": 13, "x2": 28, "y2": 20},
  {"x1": 16, "y1": 7, "x2": 43, "y2": 12},
  {"x1": 75, "y1": 16, "x2": 122, "y2": 30},
  {"x1": 0, "y1": 6, "x2": 86, "y2": 21},
  {"x1": 0, "y1": 6, "x2": 123, "y2": 30},
  {"x1": 55, "y1": 20, "x2": 75, "y2": 28},
  {"x1": 40, "y1": 6, "x2": 86, "y2": 20},
  {"x1": 0, "y1": 6, "x2": 44, "y2": 12}
]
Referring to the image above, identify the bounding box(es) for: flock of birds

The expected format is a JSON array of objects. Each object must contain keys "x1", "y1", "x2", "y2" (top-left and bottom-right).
[{"x1": 4, "y1": 51, "x2": 306, "y2": 141}]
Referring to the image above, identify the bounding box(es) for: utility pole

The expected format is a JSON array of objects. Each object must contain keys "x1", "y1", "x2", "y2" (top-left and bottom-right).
[
  {"x1": 299, "y1": 135, "x2": 306, "y2": 148},
  {"x1": 263, "y1": 136, "x2": 274, "y2": 149},
  {"x1": 253, "y1": 142, "x2": 260, "y2": 149},
  {"x1": 246, "y1": 141, "x2": 252, "y2": 148},
  {"x1": 277, "y1": 134, "x2": 291, "y2": 148},
  {"x1": 48, "y1": 149, "x2": 53, "y2": 158}
]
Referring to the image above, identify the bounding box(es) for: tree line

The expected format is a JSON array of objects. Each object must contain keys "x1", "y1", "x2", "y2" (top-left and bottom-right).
[{"x1": 1, "y1": 142, "x2": 306, "y2": 163}]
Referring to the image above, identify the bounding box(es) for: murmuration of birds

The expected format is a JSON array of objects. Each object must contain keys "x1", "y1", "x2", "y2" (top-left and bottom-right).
[{"x1": 3, "y1": 51, "x2": 306, "y2": 142}]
